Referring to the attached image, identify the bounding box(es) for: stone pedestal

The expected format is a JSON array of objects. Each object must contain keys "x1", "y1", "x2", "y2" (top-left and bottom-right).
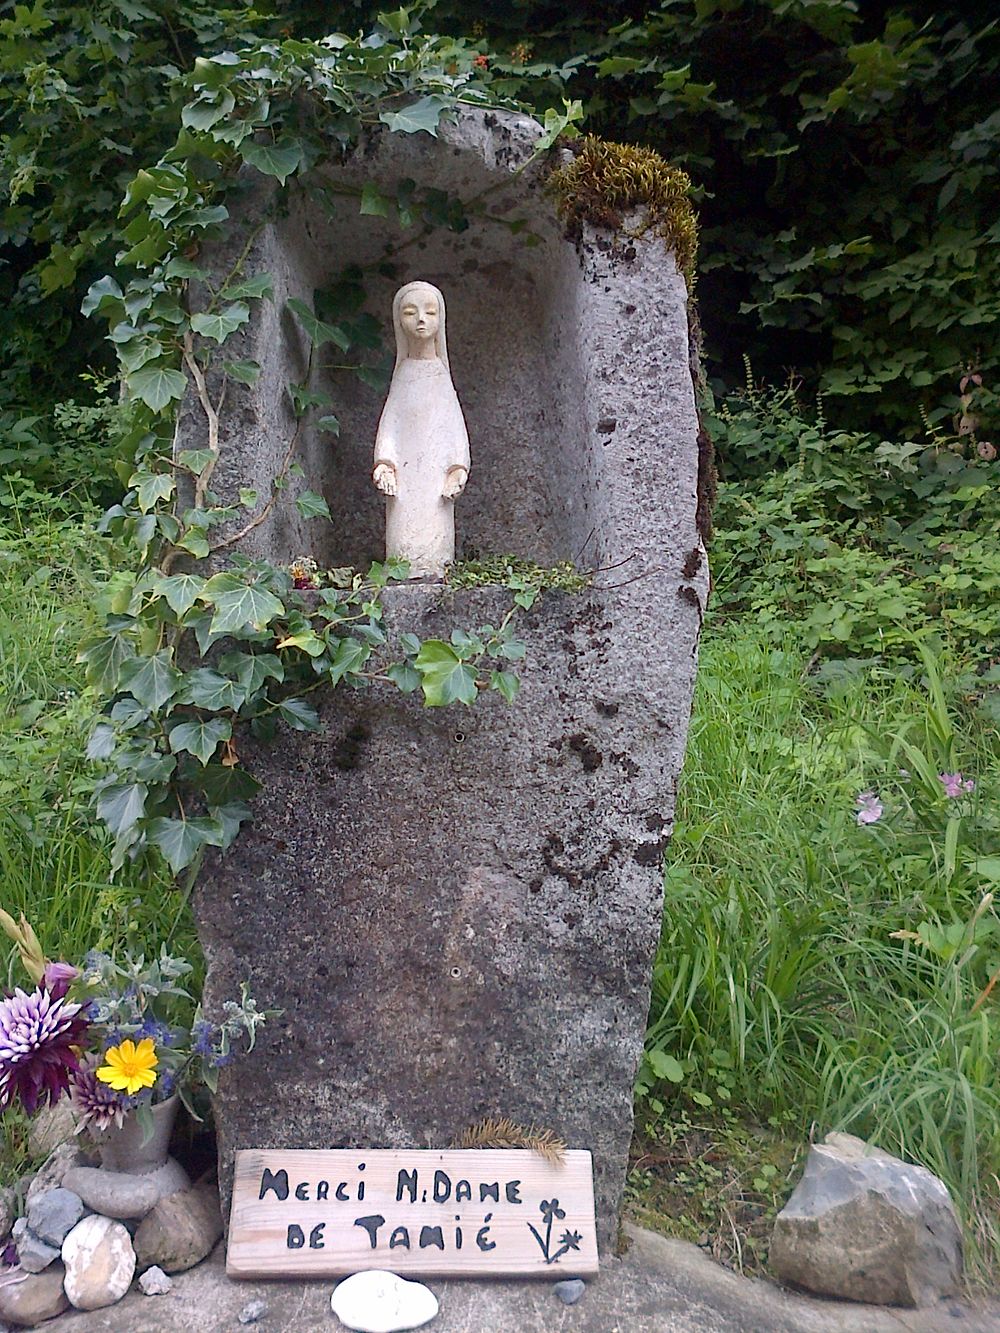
[{"x1": 188, "y1": 106, "x2": 708, "y2": 1253}]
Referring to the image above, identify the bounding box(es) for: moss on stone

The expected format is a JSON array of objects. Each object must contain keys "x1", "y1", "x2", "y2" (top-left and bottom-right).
[
  {"x1": 548, "y1": 136, "x2": 698, "y2": 284},
  {"x1": 447, "y1": 555, "x2": 590, "y2": 594}
]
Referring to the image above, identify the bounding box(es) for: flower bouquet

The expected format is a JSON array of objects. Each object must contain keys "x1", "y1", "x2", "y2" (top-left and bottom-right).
[{"x1": 0, "y1": 910, "x2": 271, "y2": 1144}]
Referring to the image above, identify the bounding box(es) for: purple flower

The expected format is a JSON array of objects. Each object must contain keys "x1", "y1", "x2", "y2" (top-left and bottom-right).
[
  {"x1": 0, "y1": 986, "x2": 90, "y2": 1114},
  {"x1": 939, "y1": 772, "x2": 975, "y2": 799},
  {"x1": 1, "y1": 1241, "x2": 17, "y2": 1268},
  {"x1": 42, "y1": 962, "x2": 78, "y2": 1001},
  {"x1": 137, "y1": 1016, "x2": 175, "y2": 1048},
  {"x1": 70, "y1": 1061, "x2": 131, "y2": 1132},
  {"x1": 855, "y1": 791, "x2": 883, "y2": 825},
  {"x1": 156, "y1": 1070, "x2": 176, "y2": 1098},
  {"x1": 192, "y1": 1020, "x2": 217, "y2": 1057}
]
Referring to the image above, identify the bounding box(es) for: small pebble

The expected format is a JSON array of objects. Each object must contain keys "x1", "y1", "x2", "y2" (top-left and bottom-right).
[
  {"x1": 238, "y1": 1298, "x2": 269, "y2": 1324},
  {"x1": 553, "y1": 1277, "x2": 586, "y2": 1306},
  {"x1": 139, "y1": 1265, "x2": 173, "y2": 1296}
]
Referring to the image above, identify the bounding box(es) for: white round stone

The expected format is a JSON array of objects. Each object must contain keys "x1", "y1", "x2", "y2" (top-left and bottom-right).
[
  {"x1": 330, "y1": 1270, "x2": 439, "y2": 1333},
  {"x1": 61, "y1": 1214, "x2": 136, "y2": 1310}
]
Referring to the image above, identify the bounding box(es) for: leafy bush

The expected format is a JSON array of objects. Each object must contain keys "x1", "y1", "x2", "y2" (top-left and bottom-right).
[
  {"x1": 0, "y1": 374, "x2": 127, "y2": 501},
  {"x1": 708, "y1": 373, "x2": 1000, "y2": 662}
]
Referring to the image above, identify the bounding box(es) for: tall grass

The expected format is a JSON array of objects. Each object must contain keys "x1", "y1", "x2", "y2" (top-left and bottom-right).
[
  {"x1": 648, "y1": 625, "x2": 1000, "y2": 1272},
  {"x1": 0, "y1": 483, "x2": 184, "y2": 973}
]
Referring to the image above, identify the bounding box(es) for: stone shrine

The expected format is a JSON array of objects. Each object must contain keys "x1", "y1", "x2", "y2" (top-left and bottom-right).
[{"x1": 187, "y1": 106, "x2": 708, "y2": 1254}]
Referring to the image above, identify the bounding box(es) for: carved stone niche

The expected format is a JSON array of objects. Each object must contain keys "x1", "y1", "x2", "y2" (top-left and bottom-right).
[{"x1": 186, "y1": 107, "x2": 708, "y2": 1256}]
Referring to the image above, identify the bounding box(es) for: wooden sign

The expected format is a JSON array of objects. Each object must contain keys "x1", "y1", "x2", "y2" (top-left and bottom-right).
[{"x1": 227, "y1": 1148, "x2": 598, "y2": 1278}]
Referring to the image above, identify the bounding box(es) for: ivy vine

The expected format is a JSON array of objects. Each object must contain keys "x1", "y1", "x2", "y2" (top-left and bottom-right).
[{"x1": 77, "y1": 9, "x2": 583, "y2": 881}]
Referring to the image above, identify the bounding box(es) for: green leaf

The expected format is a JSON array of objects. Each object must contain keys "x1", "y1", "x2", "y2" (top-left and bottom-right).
[
  {"x1": 240, "y1": 138, "x2": 304, "y2": 185},
  {"x1": 147, "y1": 817, "x2": 210, "y2": 874},
  {"x1": 119, "y1": 651, "x2": 182, "y2": 712},
  {"x1": 276, "y1": 697, "x2": 321, "y2": 731},
  {"x1": 152, "y1": 572, "x2": 205, "y2": 617},
  {"x1": 647, "y1": 1050, "x2": 685, "y2": 1084},
  {"x1": 380, "y1": 95, "x2": 449, "y2": 137},
  {"x1": 176, "y1": 529, "x2": 210, "y2": 558},
  {"x1": 285, "y1": 299, "x2": 350, "y2": 351},
  {"x1": 327, "y1": 636, "x2": 371, "y2": 684},
  {"x1": 190, "y1": 302, "x2": 250, "y2": 344},
  {"x1": 209, "y1": 583, "x2": 285, "y2": 634},
  {"x1": 134, "y1": 471, "x2": 175, "y2": 514},
  {"x1": 81, "y1": 275, "x2": 123, "y2": 317},
  {"x1": 128, "y1": 363, "x2": 188, "y2": 412},
  {"x1": 387, "y1": 661, "x2": 421, "y2": 693},
  {"x1": 78, "y1": 631, "x2": 135, "y2": 693},
  {"x1": 223, "y1": 359, "x2": 261, "y2": 385},
  {"x1": 360, "y1": 182, "x2": 391, "y2": 217},
  {"x1": 168, "y1": 717, "x2": 233, "y2": 765},
  {"x1": 177, "y1": 449, "x2": 216, "y2": 475},
  {"x1": 223, "y1": 274, "x2": 273, "y2": 301},
  {"x1": 97, "y1": 782, "x2": 148, "y2": 838},
  {"x1": 276, "y1": 630, "x2": 325, "y2": 657},
  {"x1": 86, "y1": 722, "x2": 116, "y2": 761},
  {"x1": 294, "y1": 490, "x2": 331, "y2": 521},
  {"x1": 414, "y1": 640, "x2": 478, "y2": 706},
  {"x1": 180, "y1": 668, "x2": 246, "y2": 711},
  {"x1": 239, "y1": 487, "x2": 258, "y2": 509},
  {"x1": 316, "y1": 414, "x2": 340, "y2": 435},
  {"x1": 970, "y1": 858, "x2": 1000, "y2": 883},
  {"x1": 489, "y1": 669, "x2": 520, "y2": 703}
]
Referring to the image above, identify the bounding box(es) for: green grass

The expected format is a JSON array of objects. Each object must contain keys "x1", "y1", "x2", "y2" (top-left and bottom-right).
[
  {"x1": 0, "y1": 486, "x2": 186, "y2": 977},
  {"x1": 642, "y1": 621, "x2": 1000, "y2": 1278}
]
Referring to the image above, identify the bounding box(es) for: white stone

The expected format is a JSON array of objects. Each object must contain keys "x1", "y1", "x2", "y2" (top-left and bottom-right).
[
  {"x1": 373, "y1": 281, "x2": 470, "y2": 579},
  {"x1": 330, "y1": 1270, "x2": 439, "y2": 1333},
  {"x1": 61, "y1": 1214, "x2": 136, "y2": 1311},
  {"x1": 138, "y1": 1265, "x2": 173, "y2": 1295}
]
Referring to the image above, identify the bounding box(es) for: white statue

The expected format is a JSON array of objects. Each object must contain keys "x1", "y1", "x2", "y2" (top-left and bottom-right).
[{"x1": 372, "y1": 281, "x2": 470, "y2": 579}]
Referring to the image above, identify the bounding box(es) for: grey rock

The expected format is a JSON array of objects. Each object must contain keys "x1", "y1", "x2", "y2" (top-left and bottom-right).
[
  {"x1": 770, "y1": 1131, "x2": 963, "y2": 1308},
  {"x1": 9, "y1": 1222, "x2": 25, "y2": 1244},
  {"x1": 0, "y1": 1263, "x2": 69, "y2": 1327},
  {"x1": 134, "y1": 1181, "x2": 222, "y2": 1274},
  {"x1": 188, "y1": 104, "x2": 708, "y2": 1256},
  {"x1": 553, "y1": 1278, "x2": 586, "y2": 1305},
  {"x1": 0, "y1": 1188, "x2": 15, "y2": 1245},
  {"x1": 238, "y1": 1298, "x2": 268, "y2": 1324},
  {"x1": 138, "y1": 1266, "x2": 173, "y2": 1296},
  {"x1": 62, "y1": 1159, "x2": 188, "y2": 1221},
  {"x1": 14, "y1": 1230, "x2": 60, "y2": 1276},
  {"x1": 25, "y1": 1144, "x2": 90, "y2": 1204},
  {"x1": 26, "y1": 1190, "x2": 83, "y2": 1249},
  {"x1": 61, "y1": 1214, "x2": 136, "y2": 1311},
  {"x1": 26, "y1": 1105, "x2": 75, "y2": 1161}
]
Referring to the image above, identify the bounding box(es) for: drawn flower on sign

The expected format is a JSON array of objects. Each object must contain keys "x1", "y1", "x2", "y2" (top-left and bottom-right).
[{"x1": 528, "y1": 1199, "x2": 579, "y2": 1264}]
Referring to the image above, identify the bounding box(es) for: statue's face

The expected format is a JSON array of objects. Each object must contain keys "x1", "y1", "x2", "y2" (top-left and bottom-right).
[{"x1": 399, "y1": 289, "x2": 440, "y2": 344}]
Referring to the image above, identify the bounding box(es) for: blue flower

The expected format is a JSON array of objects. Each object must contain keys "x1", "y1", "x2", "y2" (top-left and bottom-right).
[{"x1": 192, "y1": 1020, "x2": 217, "y2": 1056}]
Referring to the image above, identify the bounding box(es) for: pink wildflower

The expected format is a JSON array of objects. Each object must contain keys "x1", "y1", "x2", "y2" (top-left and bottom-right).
[
  {"x1": 855, "y1": 791, "x2": 883, "y2": 825},
  {"x1": 939, "y1": 772, "x2": 975, "y2": 799}
]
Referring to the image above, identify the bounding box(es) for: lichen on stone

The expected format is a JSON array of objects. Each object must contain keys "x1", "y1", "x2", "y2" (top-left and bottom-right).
[{"x1": 547, "y1": 136, "x2": 698, "y2": 284}]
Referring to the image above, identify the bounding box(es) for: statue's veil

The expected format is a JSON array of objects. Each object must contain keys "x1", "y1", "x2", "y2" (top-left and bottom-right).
[{"x1": 392, "y1": 281, "x2": 449, "y2": 370}]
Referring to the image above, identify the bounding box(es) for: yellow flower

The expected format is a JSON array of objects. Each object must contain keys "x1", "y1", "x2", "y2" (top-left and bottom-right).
[{"x1": 96, "y1": 1038, "x2": 158, "y2": 1095}]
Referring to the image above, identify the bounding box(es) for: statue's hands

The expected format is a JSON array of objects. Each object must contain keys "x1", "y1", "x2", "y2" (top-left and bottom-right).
[
  {"x1": 442, "y1": 466, "x2": 468, "y2": 499},
  {"x1": 373, "y1": 462, "x2": 398, "y2": 497}
]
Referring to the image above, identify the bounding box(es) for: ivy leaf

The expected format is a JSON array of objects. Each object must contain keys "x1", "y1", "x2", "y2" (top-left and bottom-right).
[
  {"x1": 86, "y1": 722, "x2": 116, "y2": 761},
  {"x1": 414, "y1": 639, "x2": 478, "y2": 706},
  {"x1": 327, "y1": 636, "x2": 371, "y2": 684},
  {"x1": 209, "y1": 801, "x2": 252, "y2": 850},
  {"x1": 81, "y1": 275, "x2": 123, "y2": 317},
  {"x1": 119, "y1": 651, "x2": 183, "y2": 712},
  {"x1": 218, "y1": 651, "x2": 284, "y2": 696},
  {"x1": 294, "y1": 490, "x2": 331, "y2": 521},
  {"x1": 387, "y1": 661, "x2": 421, "y2": 693},
  {"x1": 276, "y1": 630, "x2": 325, "y2": 657},
  {"x1": 285, "y1": 298, "x2": 350, "y2": 351},
  {"x1": 128, "y1": 363, "x2": 188, "y2": 412},
  {"x1": 490, "y1": 669, "x2": 521, "y2": 703},
  {"x1": 360, "y1": 182, "x2": 391, "y2": 217},
  {"x1": 152, "y1": 573, "x2": 205, "y2": 617},
  {"x1": 180, "y1": 668, "x2": 246, "y2": 711},
  {"x1": 239, "y1": 487, "x2": 258, "y2": 509},
  {"x1": 209, "y1": 583, "x2": 285, "y2": 634},
  {"x1": 200, "y1": 764, "x2": 261, "y2": 805},
  {"x1": 176, "y1": 529, "x2": 211, "y2": 558},
  {"x1": 147, "y1": 817, "x2": 211, "y2": 874},
  {"x1": 190, "y1": 302, "x2": 250, "y2": 344},
  {"x1": 177, "y1": 448, "x2": 216, "y2": 475},
  {"x1": 223, "y1": 359, "x2": 261, "y2": 385},
  {"x1": 240, "y1": 138, "x2": 304, "y2": 185},
  {"x1": 133, "y1": 471, "x2": 175, "y2": 514},
  {"x1": 276, "y1": 697, "x2": 321, "y2": 731},
  {"x1": 380, "y1": 95, "x2": 449, "y2": 137},
  {"x1": 168, "y1": 717, "x2": 233, "y2": 765},
  {"x1": 78, "y1": 631, "x2": 135, "y2": 693},
  {"x1": 222, "y1": 274, "x2": 273, "y2": 301},
  {"x1": 316, "y1": 414, "x2": 340, "y2": 435},
  {"x1": 97, "y1": 782, "x2": 148, "y2": 838}
]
